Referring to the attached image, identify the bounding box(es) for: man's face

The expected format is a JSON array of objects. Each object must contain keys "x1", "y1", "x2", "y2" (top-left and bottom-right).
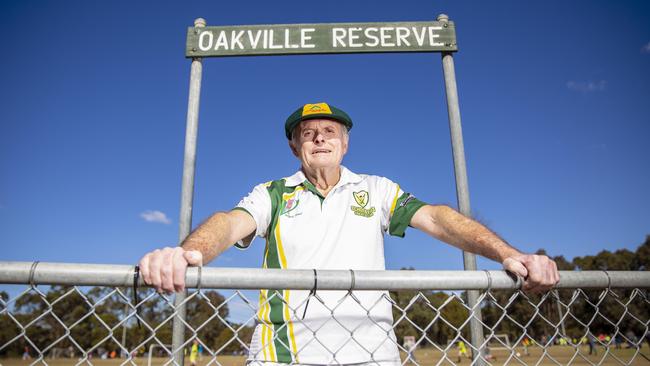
[{"x1": 290, "y1": 119, "x2": 349, "y2": 170}]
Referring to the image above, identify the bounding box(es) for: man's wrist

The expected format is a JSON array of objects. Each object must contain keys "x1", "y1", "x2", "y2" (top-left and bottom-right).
[{"x1": 499, "y1": 248, "x2": 524, "y2": 264}]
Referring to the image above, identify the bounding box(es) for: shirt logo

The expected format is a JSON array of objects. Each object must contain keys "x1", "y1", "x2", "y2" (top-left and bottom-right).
[
  {"x1": 400, "y1": 193, "x2": 416, "y2": 208},
  {"x1": 353, "y1": 190, "x2": 369, "y2": 207},
  {"x1": 281, "y1": 197, "x2": 301, "y2": 216},
  {"x1": 351, "y1": 190, "x2": 375, "y2": 217}
]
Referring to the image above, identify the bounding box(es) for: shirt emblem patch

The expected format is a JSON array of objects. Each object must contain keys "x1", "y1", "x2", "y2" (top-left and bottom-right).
[
  {"x1": 281, "y1": 197, "x2": 301, "y2": 216},
  {"x1": 351, "y1": 190, "x2": 375, "y2": 217}
]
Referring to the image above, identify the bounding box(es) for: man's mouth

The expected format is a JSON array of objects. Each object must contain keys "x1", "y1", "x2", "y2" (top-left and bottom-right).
[{"x1": 312, "y1": 149, "x2": 331, "y2": 154}]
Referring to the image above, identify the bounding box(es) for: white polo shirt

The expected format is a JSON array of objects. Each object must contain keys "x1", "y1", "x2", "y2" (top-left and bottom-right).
[{"x1": 235, "y1": 166, "x2": 425, "y2": 365}]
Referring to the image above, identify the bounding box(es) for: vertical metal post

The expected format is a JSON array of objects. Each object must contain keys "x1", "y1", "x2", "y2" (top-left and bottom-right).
[
  {"x1": 172, "y1": 17, "x2": 205, "y2": 366},
  {"x1": 555, "y1": 290, "x2": 567, "y2": 337},
  {"x1": 121, "y1": 301, "x2": 128, "y2": 358},
  {"x1": 437, "y1": 13, "x2": 486, "y2": 366}
]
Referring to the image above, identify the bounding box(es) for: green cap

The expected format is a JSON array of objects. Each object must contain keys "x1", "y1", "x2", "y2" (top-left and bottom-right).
[{"x1": 285, "y1": 102, "x2": 353, "y2": 139}]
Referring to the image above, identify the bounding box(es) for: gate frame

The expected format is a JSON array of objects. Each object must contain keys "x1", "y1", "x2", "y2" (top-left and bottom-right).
[{"x1": 174, "y1": 14, "x2": 483, "y2": 365}]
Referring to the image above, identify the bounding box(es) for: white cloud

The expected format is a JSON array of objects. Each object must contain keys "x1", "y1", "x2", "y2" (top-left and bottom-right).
[
  {"x1": 140, "y1": 210, "x2": 172, "y2": 224},
  {"x1": 642, "y1": 42, "x2": 650, "y2": 53},
  {"x1": 566, "y1": 80, "x2": 606, "y2": 93}
]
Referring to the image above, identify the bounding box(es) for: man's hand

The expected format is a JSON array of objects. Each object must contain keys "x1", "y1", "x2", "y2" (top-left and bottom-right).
[
  {"x1": 138, "y1": 210, "x2": 257, "y2": 293},
  {"x1": 139, "y1": 247, "x2": 203, "y2": 293},
  {"x1": 502, "y1": 254, "x2": 560, "y2": 293}
]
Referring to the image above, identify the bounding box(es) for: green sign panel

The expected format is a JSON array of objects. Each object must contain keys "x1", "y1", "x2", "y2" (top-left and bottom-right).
[{"x1": 186, "y1": 21, "x2": 457, "y2": 57}]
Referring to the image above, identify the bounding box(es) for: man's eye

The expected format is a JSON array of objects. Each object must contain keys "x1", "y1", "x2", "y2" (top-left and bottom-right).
[{"x1": 303, "y1": 130, "x2": 313, "y2": 137}]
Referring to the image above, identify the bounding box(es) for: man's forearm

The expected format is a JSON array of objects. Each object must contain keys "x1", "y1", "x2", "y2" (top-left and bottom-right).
[
  {"x1": 411, "y1": 204, "x2": 559, "y2": 292},
  {"x1": 431, "y1": 205, "x2": 522, "y2": 263},
  {"x1": 180, "y1": 212, "x2": 234, "y2": 264}
]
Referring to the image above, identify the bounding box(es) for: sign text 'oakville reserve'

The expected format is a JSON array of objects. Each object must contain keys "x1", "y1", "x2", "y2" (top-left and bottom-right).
[{"x1": 186, "y1": 21, "x2": 457, "y2": 57}]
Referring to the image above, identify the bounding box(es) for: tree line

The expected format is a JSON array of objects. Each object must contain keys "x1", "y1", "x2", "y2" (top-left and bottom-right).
[
  {"x1": 1, "y1": 235, "x2": 648, "y2": 357},
  {"x1": 391, "y1": 235, "x2": 650, "y2": 347}
]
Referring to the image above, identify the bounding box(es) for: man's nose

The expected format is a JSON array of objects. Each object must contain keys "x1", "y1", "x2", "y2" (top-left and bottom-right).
[{"x1": 313, "y1": 130, "x2": 326, "y2": 143}]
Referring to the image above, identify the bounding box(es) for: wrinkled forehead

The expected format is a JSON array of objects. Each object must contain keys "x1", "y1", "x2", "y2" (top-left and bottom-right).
[{"x1": 296, "y1": 118, "x2": 344, "y2": 131}]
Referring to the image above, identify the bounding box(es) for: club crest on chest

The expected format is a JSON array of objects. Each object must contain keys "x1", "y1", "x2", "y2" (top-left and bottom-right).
[{"x1": 351, "y1": 190, "x2": 375, "y2": 218}]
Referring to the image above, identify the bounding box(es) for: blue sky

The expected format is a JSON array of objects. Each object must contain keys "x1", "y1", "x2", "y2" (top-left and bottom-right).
[{"x1": 1, "y1": 0, "x2": 649, "y2": 273}]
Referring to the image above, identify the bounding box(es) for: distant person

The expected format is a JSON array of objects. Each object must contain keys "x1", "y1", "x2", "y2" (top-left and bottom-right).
[
  {"x1": 403, "y1": 338, "x2": 417, "y2": 364},
  {"x1": 522, "y1": 337, "x2": 531, "y2": 355},
  {"x1": 457, "y1": 340, "x2": 469, "y2": 362},
  {"x1": 22, "y1": 346, "x2": 30, "y2": 360},
  {"x1": 189, "y1": 339, "x2": 199, "y2": 366},
  {"x1": 139, "y1": 102, "x2": 560, "y2": 365},
  {"x1": 587, "y1": 332, "x2": 597, "y2": 356}
]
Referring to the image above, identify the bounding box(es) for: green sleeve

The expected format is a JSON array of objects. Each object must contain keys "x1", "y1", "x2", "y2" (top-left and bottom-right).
[{"x1": 389, "y1": 193, "x2": 427, "y2": 237}]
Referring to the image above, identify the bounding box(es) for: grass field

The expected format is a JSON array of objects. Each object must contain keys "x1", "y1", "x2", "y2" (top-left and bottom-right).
[{"x1": 2, "y1": 346, "x2": 649, "y2": 365}]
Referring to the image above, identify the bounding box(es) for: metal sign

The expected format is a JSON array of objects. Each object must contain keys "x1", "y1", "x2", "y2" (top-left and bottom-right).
[{"x1": 186, "y1": 21, "x2": 457, "y2": 57}]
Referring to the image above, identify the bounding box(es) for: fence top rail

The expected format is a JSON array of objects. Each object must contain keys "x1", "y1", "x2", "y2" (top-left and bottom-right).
[{"x1": 0, "y1": 261, "x2": 647, "y2": 290}]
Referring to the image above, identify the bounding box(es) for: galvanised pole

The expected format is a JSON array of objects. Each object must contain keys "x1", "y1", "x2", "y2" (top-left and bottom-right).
[
  {"x1": 121, "y1": 301, "x2": 128, "y2": 358},
  {"x1": 437, "y1": 13, "x2": 486, "y2": 366},
  {"x1": 172, "y1": 17, "x2": 205, "y2": 366},
  {"x1": 555, "y1": 290, "x2": 568, "y2": 339},
  {"x1": 4, "y1": 262, "x2": 650, "y2": 289}
]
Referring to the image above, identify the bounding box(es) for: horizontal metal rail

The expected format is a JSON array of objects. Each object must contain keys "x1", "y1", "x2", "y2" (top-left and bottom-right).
[{"x1": 1, "y1": 261, "x2": 648, "y2": 290}]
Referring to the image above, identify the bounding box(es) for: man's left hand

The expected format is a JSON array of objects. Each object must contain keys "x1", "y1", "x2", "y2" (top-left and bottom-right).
[{"x1": 502, "y1": 254, "x2": 560, "y2": 293}]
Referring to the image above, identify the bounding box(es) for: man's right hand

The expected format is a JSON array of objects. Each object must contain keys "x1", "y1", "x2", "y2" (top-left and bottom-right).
[{"x1": 139, "y1": 247, "x2": 203, "y2": 293}]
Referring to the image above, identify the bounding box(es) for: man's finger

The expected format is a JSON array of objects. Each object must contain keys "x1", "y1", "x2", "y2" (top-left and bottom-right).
[
  {"x1": 172, "y1": 248, "x2": 188, "y2": 292},
  {"x1": 149, "y1": 249, "x2": 163, "y2": 292},
  {"x1": 160, "y1": 247, "x2": 175, "y2": 293},
  {"x1": 183, "y1": 250, "x2": 203, "y2": 266},
  {"x1": 502, "y1": 257, "x2": 529, "y2": 279},
  {"x1": 139, "y1": 254, "x2": 151, "y2": 285}
]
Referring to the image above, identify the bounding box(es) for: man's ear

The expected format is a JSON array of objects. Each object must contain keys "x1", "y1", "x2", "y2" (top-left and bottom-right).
[
  {"x1": 289, "y1": 140, "x2": 299, "y2": 157},
  {"x1": 342, "y1": 131, "x2": 349, "y2": 155}
]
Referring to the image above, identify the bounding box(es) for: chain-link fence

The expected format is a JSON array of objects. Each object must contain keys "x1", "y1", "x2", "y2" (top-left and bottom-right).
[{"x1": 1, "y1": 262, "x2": 649, "y2": 365}]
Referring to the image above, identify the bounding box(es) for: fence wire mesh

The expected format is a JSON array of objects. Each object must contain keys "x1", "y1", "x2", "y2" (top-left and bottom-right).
[{"x1": 0, "y1": 264, "x2": 648, "y2": 366}]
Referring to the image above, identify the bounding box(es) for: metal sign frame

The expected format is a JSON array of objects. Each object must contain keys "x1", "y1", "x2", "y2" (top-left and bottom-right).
[
  {"x1": 185, "y1": 21, "x2": 457, "y2": 57},
  {"x1": 174, "y1": 14, "x2": 485, "y2": 366}
]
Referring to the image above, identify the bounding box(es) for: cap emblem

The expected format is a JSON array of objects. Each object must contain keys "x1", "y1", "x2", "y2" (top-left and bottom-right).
[{"x1": 302, "y1": 103, "x2": 332, "y2": 116}]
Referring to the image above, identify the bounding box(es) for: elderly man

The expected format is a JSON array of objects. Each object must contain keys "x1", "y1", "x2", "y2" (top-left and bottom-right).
[{"x1": 139, "y1": 102, "x2": 559, "y2": 365}]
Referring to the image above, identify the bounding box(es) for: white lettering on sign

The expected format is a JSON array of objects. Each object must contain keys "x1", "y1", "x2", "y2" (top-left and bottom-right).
[
  {"x1": 248, "y1": 30, "x2": 262, "y2": 49},
  {"x1": 364, "y1": 27, "x2": 379, "y2": 47},
  {"x1": 268, "y1": 30, "x2": 282, "y2": 49},
  {"x1": 380, "y1": 27, "x2": 395, "y2": 47},
  {"x1": 332, "y1": 28, "x2": 346, "y2": 47},
  {"x1": 428, "y1": 26, "x2": 441, "y2": 46},
  {"x1": 194, "y1": 25, "x2": 448, "y2": 53},
  {"x1": 214, "y1": 31, "x2": 228, "y2": 50},
  {"x1": 198, "y1": 31, "x2": 213, "y2": 51},
  {"x1": 348, "y1": 27, "x2": 362, "y2": 48},
  {"x1": 300, "y1": 28, "x2": 315, "y2": 48},
  {"x1": 231, "y1": 30, "x2": 245, "y2": 50},
  {"x1": 396, "y1": 27, "x2": 410, "y2": 46},
  {"x1": 413, "y1": 27, "x2": 426, "y2": 46},
  {"x1": 263, "y1": 29, "x2": 269, "y2": 49}
]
